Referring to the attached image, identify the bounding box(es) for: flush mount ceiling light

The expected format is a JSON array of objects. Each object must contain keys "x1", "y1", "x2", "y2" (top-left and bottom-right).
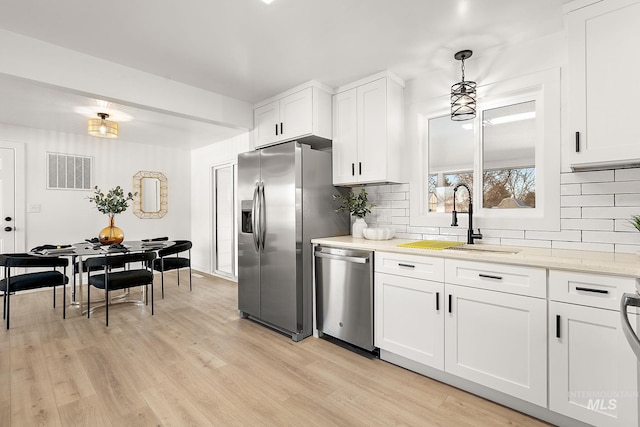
[
  {"x1": 261, "y1": 0, "x2": 274, "y2": 4},
  {"x1": 88, "y1": 113, "x2": 118, "y2": 138},
  {"x1": 451, "y1": 50, "x2": 477, "y2": 121}
]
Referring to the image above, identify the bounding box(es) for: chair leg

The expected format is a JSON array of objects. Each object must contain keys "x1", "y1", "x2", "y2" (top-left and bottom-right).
[
  {"x1": 87, "y1": 284, "x2": 91, "y2": 318},
  {"x1": 161, "y1": 271, "x2": 165, "y2": 299},
  {"x1": 177, "y1": 269, "x2": 180, "y2": 287},
  {"x1": 151, "y1": 280, "x2": 154, "y2": 316},
  {"x1": 53, "y1": 285, "x2": 56, "y2": 308},
  {"x1": 189, "y1": 264, "x2": 192, "y2": 292},
  {"x1": 6, "y1": 285, "x2": 10, "y2": 329}
]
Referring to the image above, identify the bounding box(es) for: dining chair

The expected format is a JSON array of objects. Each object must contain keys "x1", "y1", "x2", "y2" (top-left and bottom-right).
[
  {"x1": 84, "y1": 251, "x2": 156, "y2": 326},
  {"x1": 0, "y1": 253, "x2": 69, "y2": 329},
  {"x1": 153, "y1": 240, "x2": 192, "y2": 298},
  {"x1": 143, "y1": 237, "x2": 169, "y2": 242}
]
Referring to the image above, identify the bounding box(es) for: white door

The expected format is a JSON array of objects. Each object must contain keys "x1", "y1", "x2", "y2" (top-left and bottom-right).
[
  {"x1": 212, "y1": 163, "x2": 237, "y2": 279},
  {"x1": 357, "y1": 78, "x2": 387, "y2": 183},
  {"x1": 0, "y1": 147, "x2": 15, "y2": 254},
  {"x1": 549, "y1": 301, "x2": 639, "y2": 427},
  {"x1": 279, "y1": 88, "x2": 313, "y2": 141},
  {"x1": 444, "y1": 284, "x2": 547, "y2": 407},
  {"x1": 254, "y1": 100, "x2": 280, "y2": 148},
  {"x1": 332, "y1": 88, "x2": 358, "y2": 185}
]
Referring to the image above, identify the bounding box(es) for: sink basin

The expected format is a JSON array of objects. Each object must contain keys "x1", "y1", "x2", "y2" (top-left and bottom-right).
[{"x1": 446, "y1": 245, "x2": 521, "y2": 255}]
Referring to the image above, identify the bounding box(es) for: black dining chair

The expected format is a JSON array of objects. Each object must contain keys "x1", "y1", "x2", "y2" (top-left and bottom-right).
[
  {"x1": 0, "y1": 253, "x2": 69, "y2": 329},
  {"x1": 143, "y1": 237, "x2": 169, "y2": 242},
  {"x1": 84, "y1": 251, "x2": 156, "y2": 326},
  {"x1": 153, "y1": 240, "x2": 192, "y2": 298}
]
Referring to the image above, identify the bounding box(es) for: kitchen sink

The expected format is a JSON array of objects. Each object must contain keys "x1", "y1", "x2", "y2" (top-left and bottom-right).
[{"x1": 446, "y1": 245, "x2": 521, "y2": 255}]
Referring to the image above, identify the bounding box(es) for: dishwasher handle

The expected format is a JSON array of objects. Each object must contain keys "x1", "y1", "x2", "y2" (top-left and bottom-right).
[{"x1": 314, "y1": 251, "x2": 370, "y2": 264}]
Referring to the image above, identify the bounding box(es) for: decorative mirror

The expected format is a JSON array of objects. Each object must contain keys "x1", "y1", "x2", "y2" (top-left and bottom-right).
[{"x1": 132, "y1": 171, "x2": 168, "y2": 218}]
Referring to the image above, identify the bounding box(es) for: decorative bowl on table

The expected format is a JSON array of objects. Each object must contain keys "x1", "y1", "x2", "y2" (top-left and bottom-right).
[{"x1": 362, "y1": 228, "x2": 395, "y2": 240}]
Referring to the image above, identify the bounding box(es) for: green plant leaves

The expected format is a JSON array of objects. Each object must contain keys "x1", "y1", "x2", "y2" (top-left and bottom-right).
[
  {"x1": 332, "y1": 188, "x2": 374, "y2": 219},
  {"x1": 88, "y1": 185, "x2": 136, "y2": 218}
]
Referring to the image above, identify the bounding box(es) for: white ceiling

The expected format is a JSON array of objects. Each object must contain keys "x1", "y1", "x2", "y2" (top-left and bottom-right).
[{"x1": 0, "y1": 0, "x2": 569, "y2": 148}]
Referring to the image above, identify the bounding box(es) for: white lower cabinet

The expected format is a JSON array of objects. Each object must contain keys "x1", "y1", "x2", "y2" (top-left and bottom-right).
[
  {"x1": 548, "y1": 269, "x2": 639, "y2": 427},
  {"x1": 549, "y1": 304, "x2": 639, "y2": 427},
  {"x1": 375, "y1": 272, "x2": 444, "y2": 368},
  {"x1": 445, "y1": 283, "x2": 547, "y2": 407}
]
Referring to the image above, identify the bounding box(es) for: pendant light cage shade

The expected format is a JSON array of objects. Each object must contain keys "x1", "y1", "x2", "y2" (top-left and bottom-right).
[
  {"x1": 451, "y1": 80, "x2": 477, "y2": 121},
  {"x1": 451, "y1": 49, "x2": 477, "y2": 121},
  {"x1": 88, "y1": 113, "x2": 119, "y2": 138}
]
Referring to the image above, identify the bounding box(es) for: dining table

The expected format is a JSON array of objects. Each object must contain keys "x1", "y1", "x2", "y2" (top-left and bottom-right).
[{"x1": 32, "y1": 240, "x2": 174, "y2": 313}]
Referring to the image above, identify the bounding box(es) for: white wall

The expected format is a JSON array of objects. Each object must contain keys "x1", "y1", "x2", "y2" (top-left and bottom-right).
[
  {"x1": 190, "y1": 132, "x2": 252, "y2": 273},
  {"x1": 0, "y1": 123, "x2": 191, "y2": 251}
]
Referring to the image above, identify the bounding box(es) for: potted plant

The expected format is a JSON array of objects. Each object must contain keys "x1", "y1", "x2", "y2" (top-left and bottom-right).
[
  {"x1": 333, "y1": 188, "x2": 374, "y2": 238},
  {"x1": 88, "y1": 185, "x2": 136, "y2": 244},
  {"x1": 630, "y1": 215, "x2": 640, "y2": 232}
]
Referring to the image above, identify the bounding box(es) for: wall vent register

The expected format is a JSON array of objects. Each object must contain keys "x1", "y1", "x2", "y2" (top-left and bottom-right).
[{"x1": 46, "y1": 152, "x2": 92, "y2": 190}]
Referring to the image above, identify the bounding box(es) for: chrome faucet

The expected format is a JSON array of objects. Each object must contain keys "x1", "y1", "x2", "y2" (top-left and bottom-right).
[{"x1": 451, "y1": 183, "x2": 483, "y2": 244}]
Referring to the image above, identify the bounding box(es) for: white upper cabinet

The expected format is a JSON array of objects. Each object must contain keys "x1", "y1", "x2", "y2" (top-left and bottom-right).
[
  {"x1": 332, "y1": 72, "x2": 405, "y2": 186},
  {"x1": 567, "y1": 0, "x2": 640, "y2": 169},
  {"x1": 253, "y1": 83, "x2": 332, "y2": 149}
]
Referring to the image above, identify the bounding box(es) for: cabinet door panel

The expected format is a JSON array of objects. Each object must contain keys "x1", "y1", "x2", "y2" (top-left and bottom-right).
[
  {"x1": 280, "y1": 88, "x2": 313, "y2": 141},
  {"x1": 254, "y1": 101, "x2": 279, "y2": 148},
  {"x1": 549, "y1": 301, "x2": 639, "y2": 427},
  {"x1": 332, "y1": 88, "x2": 358, "y2": 185},
  {"x1": 357, "y1": 78, "x2": 387, "y2": 183},
  {"x1": 375, "y1": 272, "x2": 444, "y2": 369},
  {"x1": 445, "y1": 284, "x2": 547, "y2": 406},
  {"x1": 568, "y1": 0, "x2": 640, "y2": 168}
]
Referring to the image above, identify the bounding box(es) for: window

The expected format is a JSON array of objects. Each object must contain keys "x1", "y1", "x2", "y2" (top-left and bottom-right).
[
  {"x1": 410, "y1": 69, "x2": 560, "y2": 231},
  {"x1": 47, "y1": 152, "x2": 92, "y2": 190}
]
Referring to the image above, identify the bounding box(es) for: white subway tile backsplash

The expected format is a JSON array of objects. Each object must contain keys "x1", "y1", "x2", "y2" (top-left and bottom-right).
[
  {"x1": 560, "y1": 183, "x2": 581, "y2": 196},
  {"x1": 500, "y1": 238, "x2": 552, "y2": 248},
  {"x1": 395, "y1": 233, "x2": 422, "y2": 240},
  {"x1": 377, "y1": 192, "x2": 407, "y2": 201},
  {"x1": 551, "y1": 241, "x2": 614, "y2": 252},
  {"x1": 406, "y1": 226, "x2": 440, "y2": 234},
  {"x1": 391, "y1": 216, "x2": 409, "y2": 225},
  {"x1": 561, "y1": 195, "x2": 614, "y2": 207},
  {"x1": 390, "y1": 208, "x2": 407, "y2": 217},
  {"x1": 582, "y1": 230, "x2": 640, "y2": 244},
  {"x1": 389, "y1": 183, "x2": 410, "y2": 192},
  {"x1": 525, "y1": 230, "x2": 582, "y2": 241},
  {"x1": 613, "y1": 243, "x2": 640, "y2": 254},
  {"x1": 561, "y1": 207, "x2": 582, "y2": 218},
  {"x1": 615, "y1": 219, "x2": 637, "y2": 232},
  {"x1": 615, "y1": 168, "x2": 640, "y2": 182},
  {"x1": 480, "y1": 229, "x2": 525, "y2": 239},
  {"x1": 561, "y1": 218, "x2": 614, "y2": 231},
  {"x1": 582, "y1": 206, "x2": 639, "y2": 219},
  {"x1": 391, "y1": 200, "x2": 410, "y2": 209},
  {"x1": 582, "y1": 181, "x2": 640, "y2": 195},
  {"x1": 560, "y1": 170, "x2": 614, "y2": 184},
  {"x1": 615, "y1": 194, "x2": 640, "y2": 206}
]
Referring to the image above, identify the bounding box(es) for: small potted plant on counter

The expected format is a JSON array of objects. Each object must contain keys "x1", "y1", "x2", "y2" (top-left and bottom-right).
[{"x1": 332, "y1": 188, "x2": 374, "y2": 238}]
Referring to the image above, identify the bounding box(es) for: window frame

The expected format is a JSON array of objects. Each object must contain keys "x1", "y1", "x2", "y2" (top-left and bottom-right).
[{"x1": 410, "y1": 68, "x2": 560, "y2": 231}]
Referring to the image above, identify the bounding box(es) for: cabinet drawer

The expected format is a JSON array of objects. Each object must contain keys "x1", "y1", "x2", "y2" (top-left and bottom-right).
[
  {"x1": 549, "y1": 270, "x2": 638, "y2": 311},
  {"x1": 444, "y1": 259, "x2": 546, "y2": 298},
  {"x1": 375, "y1": 251, "x2": 444, "y2": 282}
]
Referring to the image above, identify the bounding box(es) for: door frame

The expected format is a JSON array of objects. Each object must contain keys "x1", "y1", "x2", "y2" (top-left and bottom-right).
[
  {"x1": 210, "y1": 160, "x2": 237, "y2": 281},
  {"x1": 0, "y1": 141, "x2": 25, "y2": 253}
]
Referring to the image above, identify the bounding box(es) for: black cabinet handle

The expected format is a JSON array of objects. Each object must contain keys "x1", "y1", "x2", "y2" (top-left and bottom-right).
[
  {"x1": 479, "y1": 274, "x2": 503, "y2": 280},
  {"x1": 4, "y1": 217, "x2": 11, "y2": 221},
  {"x1": 275, "y1": 124, "x2": 279, "y2": 136},
  {"x1": 556, "y1": 314, "x2": 561, "y2": 338},
  {"x1": 448, "y1": 294, "x2": 452, "y2": 313},
  {"x1": 359, "y1": 162, "x2": 362, "y2": 175},
  {"x1": 351, "y1": 163, "x2": 355, "y2": 176},
  {"x1": 436, "y1": 292, "x2": 440, "y2": 311},
  {"x1": 4, "y1": 226, "x2": 12, "y2": 232},
  {"x1": 280, "y1": 122, "x2": 283, "y2": 135},
  {"x1": 576, "y1": 286, "x2": 609, "y2": 294},
  {"x1": 575, "y1": 131, "x2": 580, "y2": 153},
  {"x1": 398, "y1": 263, "x2": 415, "y2": 269}
]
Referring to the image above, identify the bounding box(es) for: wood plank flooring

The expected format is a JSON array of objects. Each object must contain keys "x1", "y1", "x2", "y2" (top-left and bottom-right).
[{"x1": 0, "y1": 272, "x2": 551, "y2": 426}]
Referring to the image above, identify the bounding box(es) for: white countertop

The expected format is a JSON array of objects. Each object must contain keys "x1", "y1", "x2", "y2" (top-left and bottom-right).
[{"x1": 311, "y1": 236, "x2": 640, "y2": 277}]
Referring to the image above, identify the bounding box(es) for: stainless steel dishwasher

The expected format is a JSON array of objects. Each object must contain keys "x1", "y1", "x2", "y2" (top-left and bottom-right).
[{"x1": 314, "y1": 246, "x2": 374, "y2": 351}]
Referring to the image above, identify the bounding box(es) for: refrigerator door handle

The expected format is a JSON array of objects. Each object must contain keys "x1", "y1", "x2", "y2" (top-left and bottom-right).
[
  {"x1": 259, "y1": 182, "x2": 266, "y2": 252},
  {"x1": 620, "y1": 293, "x2": 640, "y2": 359},
  {"x1": 252, "y1": 182, "x2": 260, "y2": 252}
]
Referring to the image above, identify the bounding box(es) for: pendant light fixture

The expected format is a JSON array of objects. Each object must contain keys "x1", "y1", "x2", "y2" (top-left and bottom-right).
[
  {"x1": 88, "y1": 113, "x2": 118, "y2": 138},
  {"x1": 451, "y1": 50, "x2": 476, "y2": 121}
]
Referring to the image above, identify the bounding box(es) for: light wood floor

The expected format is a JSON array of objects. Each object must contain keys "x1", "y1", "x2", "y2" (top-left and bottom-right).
[{"x1": 0, "y1": 271, "x2": 551, "y2": 426}]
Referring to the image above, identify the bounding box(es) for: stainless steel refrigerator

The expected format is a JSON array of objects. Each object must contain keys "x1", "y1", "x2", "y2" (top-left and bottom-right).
[{"x1": 237, "y1": 141, "x2": 348, "y2": 341}]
